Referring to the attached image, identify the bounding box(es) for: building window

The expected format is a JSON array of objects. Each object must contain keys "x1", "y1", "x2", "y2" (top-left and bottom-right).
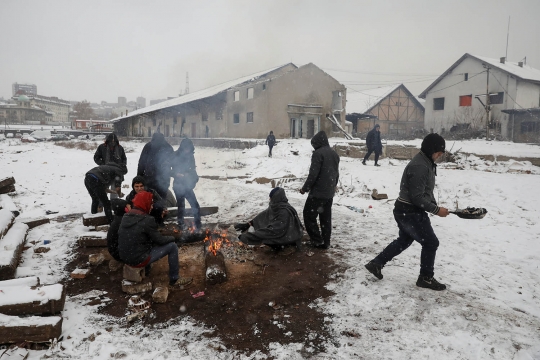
[
  {"x1": 489, "y1": 92, "x2": 504, "y2": 104},
  {"x1": 459, "y1": 95, "x2": 472, "y2": 107},
  {"x1": 262, "y1": 84, "x2": 266, "y2": 90},
  {"x1": 202, "y1": 113, "x2": 208, "y2": 121},
  {"x1": 152, "y1": 119, "x2": 157, "y2": 126},
  {"x1": 233, "y1": 113, "x2": 239, "y2": 124},
  {"x1": 464, "y1": 73, "x2": 469, "y2": 81},
  {"x1": 433, "y1": 97, "x2": 445, "y2": 110},
  {"x1": 234, "y1": 91, "x2": 240, "y2": 102},
  {"x1": 247, "y1": 112, "x2": 253, "y2": 123},
  {"x1": 247, "y1": 88, "x2": 254, "y2": 99},
  {"x1": 215, "y1": 108, "x2": 223, "y2": 120},
  {"x1": 521, "y1": 121, "x2": 538, "y2": 133}
]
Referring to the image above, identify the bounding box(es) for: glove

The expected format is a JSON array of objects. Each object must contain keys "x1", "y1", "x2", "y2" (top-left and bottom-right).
[{"x1": 234, "y1": 223, "x2": 250, "y2": 232}]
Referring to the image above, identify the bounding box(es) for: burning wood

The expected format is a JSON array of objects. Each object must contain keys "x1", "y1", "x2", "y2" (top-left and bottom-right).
[{"x1": 203, "y1": 229, "x2": 232, "y2": 285}]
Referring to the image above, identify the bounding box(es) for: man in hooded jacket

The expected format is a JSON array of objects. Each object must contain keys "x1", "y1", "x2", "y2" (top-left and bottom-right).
[
  {"x1": 118, "y1": 191, "x2": 192, "y2": 286},
  {"x1": 235, "y1": 187, "x2": 304, "y2": 249},
  {"x1": 362, "y1": 124, "x2": 382, "y2": 166},
  {"x1": 84, "y1": 162, "x2": 128, "y2": 223},
  {"x1": 265, "y1": 131, "x2": 276, "y2": 157},
  {"x1": 137, "y1": 132, "x2": 174, "y2": 200},
  {"x1": 94, "y1": 133, "x2": 127, "y2": 197},
  {"x1": 365, "y1": 133, "x2": 449, "y2": 291},
  {"x1": 170, "y1": 138, "x2": 201, "y2": 230},
  {"x1": 300, "y1": 131, "x2": 340, "y2": 249}
]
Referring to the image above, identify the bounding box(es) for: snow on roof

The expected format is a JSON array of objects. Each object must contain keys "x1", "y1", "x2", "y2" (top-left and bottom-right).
[
  {"x1": 346, "y1": 84, "x2": 401, "y2": 114},
  {"x1": 110, "y1": 63, "x2": 295, "y2": 123},
  {"x1": 473, "y1": 55, "x2": 540, "y2": 82}
]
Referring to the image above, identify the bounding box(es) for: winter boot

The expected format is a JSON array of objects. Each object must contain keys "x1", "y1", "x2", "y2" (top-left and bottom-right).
[
  {"x1": 375, "y1": 163, "x2": 381, "y2": 167},
  {"x1": 362, "y1": 160, "x2": 366, "y2": 165},
  {"x1": 365, "y1": 261, "x2": 383, "y2": 279},
  {"x1": 416, "y1": 275, "x2": 446, "y2": 291}
]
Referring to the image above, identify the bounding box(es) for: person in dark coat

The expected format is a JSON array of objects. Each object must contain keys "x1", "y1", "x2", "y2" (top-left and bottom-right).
[
  {"x1": 300, "y1": 131, "x2": 340, "y2": 249},
  {"x1": 137, "y1": 132, "x2": 174, "y2": 200},
  {"x1": 94, "y1": 133, "x2": 127, "y2": 197},
  {"x1": 126, "y1": 175, "x2": 168, "y2": 225},
  {"x1": 170, "y1": 138, "x2": 201, "y2": 230},
  {"x1": 118, "y1": 191, "x2": 192, "y2": 286},
  {"x1": 84, "y1": 163, "x2": 127, "y2": 223},
  {"x1": 107, "y1": 199, "x2": 128, "y2": 262},
  {"x1": 265, "y1": 131, "x2": 276, "y2": 157},
  {"x1": 362, "y1": 124, "x2": 383, "y2": 166},
  {"x1": 235, "y1": 187, "x2": 304, "y2": 249},
  {"x1": 365, "y1": 133, "x2": 449, "y2": 291}
]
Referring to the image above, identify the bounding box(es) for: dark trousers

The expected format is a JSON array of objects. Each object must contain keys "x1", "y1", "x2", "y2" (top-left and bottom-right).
[
  {"x1": 268, "y1": 145, "x2": 274, "y2": 157},
  {"x1": 303, "y1": 196, "x2": 333, "y2": 247},
  {"x1": 363, "y1": 148, "x2": 380, "y2": 164},
  {"x1": 373, "y1": 210, "x2": 439, "y2": 277},
  {"x1": 174, "y1": 188, "x2": 201, "y2": 230},
  {"x1": 147, "y1": 242, "x2": 179, "y2": 282},
  {"x1": 84, "y1": 175, "x2": 113, "y2": 223}
]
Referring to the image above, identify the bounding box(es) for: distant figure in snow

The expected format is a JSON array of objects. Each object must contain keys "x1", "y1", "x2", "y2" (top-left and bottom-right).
[
  {"x1": 170, "y1": 138, "x2": 201, "y2": 231},
  {"x1": 265, "y1": 131, "x2": 276, "y2": 157},
  {"x1": 235, "y1": 187, "x2": 304, "y2": 250},
  {"x1": 137, "y1": 132, "x2": 174, "y2": 200},
  {"x1": 84, "y1": 163, "x2": 127, "y2": 223},
  {"x1": 300, "y1": 131, "x2": 340, "y2": 249},
  {"x1": 93, "y1": 133, "x2": 127, "y2": 198},
  {"x1": 365, "y1": 133, "x2": 449, "y2": 291},
  {"x1": 362, "y1": 124, "x2": 383, "y2": 166}
]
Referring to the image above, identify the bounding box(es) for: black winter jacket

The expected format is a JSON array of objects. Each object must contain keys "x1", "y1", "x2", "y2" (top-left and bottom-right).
[
  {"x1": 396, "y1": 151, "x2": 440, "y2": 215},
  {"x1": 301, "y1": 131, "x2": 340, "y2": 199},
  {"x1": 266, "y1": 134, "x2": 276, "y2": 147},
  {"x1": 93, "y1": 133, "x2": 127, "y2": 167},
  {"x1": 366, "y1": 126, "x2": 382, "y2": 151},
  {"x1": 117, "y1": 211, "x2": 175, "y2": 266},
  {"x1": 137, "y1": 133, "x2": 174, "y2": 187},
  {"x1": 86, "y1": 163, "x2": 127, "y2": 186},
  {"x1": 170, "y1": 138, "x2": 199, "y2": 194}
]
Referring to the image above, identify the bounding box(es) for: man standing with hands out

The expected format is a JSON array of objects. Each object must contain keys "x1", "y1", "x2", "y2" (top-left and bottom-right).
[
  {"x1": 365, "y1": 133, "x2": 449, "y2": 291},
  {"x1": 300, "y1": 131, "x2": 340, "y2": 250}
]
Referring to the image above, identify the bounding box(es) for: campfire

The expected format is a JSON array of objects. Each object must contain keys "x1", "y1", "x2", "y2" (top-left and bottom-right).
[{"x1": 203, "y1": 229, "x2": 233, "y2": 285}]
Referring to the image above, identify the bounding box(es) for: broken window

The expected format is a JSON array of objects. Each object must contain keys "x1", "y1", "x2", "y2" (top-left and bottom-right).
[
  {"x1": 459, "y1": 95, "x2": 472, "y2": 107},
  {"x1": 247, "y1": 88, "x2": 254, "y2": 99},
  {"x1": 233, "y1": 113, "x2": 239, "y2": 124},
  {"x1": 215, "y1": 108, "x2": 223, "y2": 120},
  {"x1": 464, "y1": 73, "x2": 469, "y2": 81},
  {"x1": 202, "y1": 113, "x2": 208, "y2": 122},
  {"x1": 433, "y1": 97, "x2": 445, "y2": 110},
  {"x1": 247, "y1": 112, "x2": 253, "y2": 123},
  {"x1": 234, "y1": 91, "x2": 240, "y2": 102},
  {"x1": 489, "y1": 92, "x2": 504, "y2": 104},
  {"x1": 262, "y1": 84, "x2": 266, "y2": 90}
]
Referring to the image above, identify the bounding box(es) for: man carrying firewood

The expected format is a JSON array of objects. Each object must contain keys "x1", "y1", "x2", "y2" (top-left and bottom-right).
[
  {"x1": 365, "y1": 133, "x2": 449, "y2": 291},
  {"x1": 235, "y1": 187, "x2": 303, "y2": 250}
]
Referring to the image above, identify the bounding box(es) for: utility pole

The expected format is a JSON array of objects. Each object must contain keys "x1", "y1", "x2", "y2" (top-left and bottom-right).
[
  {"x1": 485, "y1": 67, "x2": 491, "y2": 140},
  {"x1": 185, "y1": 72, "x2": 190, "y2": 95}
]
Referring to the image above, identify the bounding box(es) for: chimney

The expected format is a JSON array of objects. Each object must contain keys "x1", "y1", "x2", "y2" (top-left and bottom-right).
[
  {"x1": 126, "y1": 110, "x2": 128, "y2": 116},
  {"x1": 500, "y1": 57, "x2": 506, "y2": 64},
  {"x1": 518, "y1": 61, "x2": 524, "y2": 68}
]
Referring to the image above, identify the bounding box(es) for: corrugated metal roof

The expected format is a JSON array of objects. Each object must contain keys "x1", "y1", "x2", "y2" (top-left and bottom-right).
[{"x1": 110, "y1": 63, "x2": 295, "y2": 123}]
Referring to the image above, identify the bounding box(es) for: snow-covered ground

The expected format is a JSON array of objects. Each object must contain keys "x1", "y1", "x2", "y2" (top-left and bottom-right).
[{"x1": 0, "y1": 137, "x2": 539, "y2": 359}]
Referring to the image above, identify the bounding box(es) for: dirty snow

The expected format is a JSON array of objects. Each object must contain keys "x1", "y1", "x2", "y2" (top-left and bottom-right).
[{"x1": 0, "y1": 137, "x2": 539, "y2": 359}]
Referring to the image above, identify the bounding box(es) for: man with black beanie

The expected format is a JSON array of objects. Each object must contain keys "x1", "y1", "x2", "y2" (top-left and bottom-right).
[{"x1": 365, "y1": 133, "x2": 449, "y2": 291}]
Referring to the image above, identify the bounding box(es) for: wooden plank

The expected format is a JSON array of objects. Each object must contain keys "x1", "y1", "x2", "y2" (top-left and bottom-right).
[
  {"x1": 78, "y1": 236, "x2": 107, "y2": 247},
  {"x1": 0, "y1": 276, "x2": 40, "y2": 288},
  {"x1": 0, "y1": 284, "x2": 66, "y2": 316},
  {"x1": 23, "y1": 217, "x2": 50, "y2": 229},
  {"x1": 0, "y1": 314, "x2": 62, "y2": 344},
  {"x1": 0, "y1": 209, "x2": 15, "y2": 239},
  {"x1": 82, "y1": 206, "x2": 219, "y2": 227},
  {"x1": 0, "y1": 184, "x2": 16, "y2": 195},
  {"x1": 0, "y1": 222, "x2": 28, "y2": 281},
  {"x1": 0, "y1": 177, "x2": 15, "y2": 189}
]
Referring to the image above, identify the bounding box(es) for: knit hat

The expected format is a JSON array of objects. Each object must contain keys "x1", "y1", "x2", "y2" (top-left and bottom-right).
[
  {"x1": 375, "y1": 124, "x2": 380, "y2": 129},
  {"x1": 132, "y1": 175, "x2": 145, "y2": 188},
  {"x1": 132, "y1": 191, "x2": 153, "y2": 214},
  {"x1": 269, "y1": 187, "x2": 281, "y2": 198},
  {"x1": 421, "y1": 133, "x2": 446, "y2": 158}
]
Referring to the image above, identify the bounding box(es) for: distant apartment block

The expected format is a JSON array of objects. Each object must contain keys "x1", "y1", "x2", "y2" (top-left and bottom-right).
[
  {"x1": 12, "y1": 83, "x2": 37, "y2": 96},
  {"x1": 136, "y1": 96, "x2": 146, "y2": 108},
  {"x1": 118, "y1": 97, "x2": 127, "y2": 107}
]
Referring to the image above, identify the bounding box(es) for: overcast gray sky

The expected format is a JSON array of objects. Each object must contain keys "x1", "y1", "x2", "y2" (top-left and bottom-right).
[{"x1": 1, "y1": 0, "x2": 539, "y2": 104}]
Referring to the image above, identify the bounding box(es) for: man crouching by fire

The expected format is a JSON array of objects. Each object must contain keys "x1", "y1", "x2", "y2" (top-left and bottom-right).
[
  {"x1": 118, "y1": 191, "x2": 192, "y2": 287},
  {"x1": 234, "y1": 187, "x2": 304, "y2": 250}
]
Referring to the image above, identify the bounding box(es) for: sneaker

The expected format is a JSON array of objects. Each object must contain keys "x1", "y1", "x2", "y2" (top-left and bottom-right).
[
  {"x1": 362, "y1": 160, "x2": 366, "y2": 165},
  {"x1": 374, "y1": 164, "x2": 381, "y2": 167},
  {"x1": 416, "y1": 276, "x2": 446, "y2": 291},
  {"x1": 169, "y1": 276, "x2": 193, "y2": 287},
  {"x1": 365, "y1": 261, "x2": 383, "y2": 279}
]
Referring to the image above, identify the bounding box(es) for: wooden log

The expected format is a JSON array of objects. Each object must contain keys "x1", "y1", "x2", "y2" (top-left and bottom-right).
[
  {"x1": 0, "y1": 284, "x2": 66, "y2": 315},
  {"x1": 0, "y1": 222, "x2": 29, "y2": 281},
  {"x1": 0, "y1": 209, "x2": 15, "y2": 239},
  {"x1": 0, "y1": 314, "x2": 62, "y2": 344},
  {"x1": 77, "y1": 234, "x2": 107, "y2": 247},
  {"x1": 205, "y1": 250, "x2": 227, "y2": 285},
  {"x1": 0, "y1": 177, "x2": 15, "y2": 189},
  {"x1": 0, "y1": 276, "x2": 40, "y2": 288},
  {"x1": 23, "y1": 217, "x2": 50, "y2": 229},
  {"x1": 0, "y1": 184, "x2": 16, "y2": 195}
]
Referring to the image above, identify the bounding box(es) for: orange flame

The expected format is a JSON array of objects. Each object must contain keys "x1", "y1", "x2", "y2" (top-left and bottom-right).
[{"x1": 203, "y1": 229, "x2": 231, "y2": 256}]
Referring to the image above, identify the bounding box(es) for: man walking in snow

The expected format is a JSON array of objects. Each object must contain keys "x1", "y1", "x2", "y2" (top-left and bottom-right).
[
  {"x1": 362, "y1": 124, "x2": 383, "y2": 166},
  {"x1": 365, "y1": 133, "x2": 449, "y2": 291},
  {"x1": 300, "y1": 131, "x2": 340, "y2": 249},
  {"x1": 265, "y1": 131, "x2": 276, "y2": 157}
]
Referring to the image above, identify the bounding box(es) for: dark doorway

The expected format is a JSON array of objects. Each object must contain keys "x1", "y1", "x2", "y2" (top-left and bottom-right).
[
  {"x1": 191, "y1": 123, "x2": 197, "y2": 138},
  {"x1": 290, "y1": 118, "x2": 296, "y2": 138},
  {"x1": 307, "y1": 119, "x2": 315, "y2": 138}
]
